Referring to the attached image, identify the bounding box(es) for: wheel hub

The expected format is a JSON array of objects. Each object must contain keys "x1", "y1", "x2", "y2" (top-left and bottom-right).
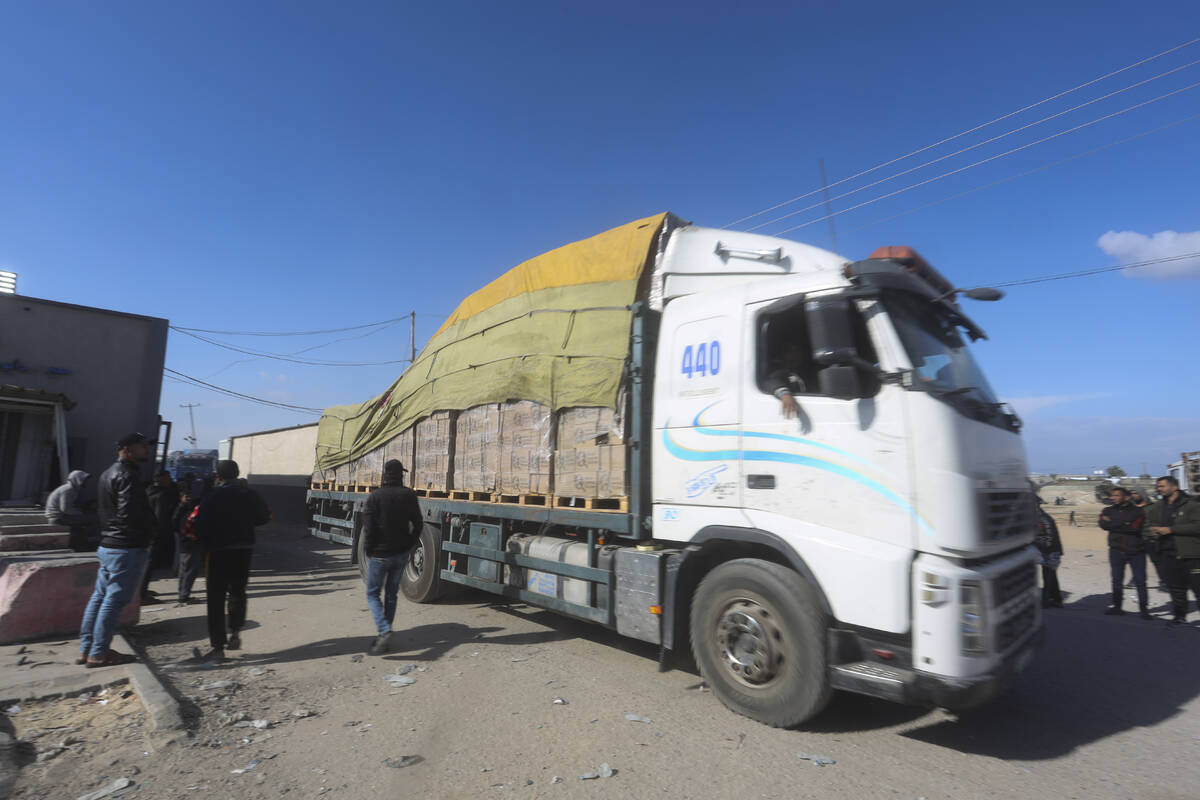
[
  {"x1": 715, "y1": 599, "x2": 781, "y2": 686},
  {"x1": 406, "y1": 543, "x2": 425, "y2": 580}
]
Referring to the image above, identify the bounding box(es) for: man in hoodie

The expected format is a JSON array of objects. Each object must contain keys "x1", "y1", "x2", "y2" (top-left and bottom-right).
[
  {"x1": 1098, "y1": 486, "x2": 1150, "y2": 618},
  {"x1": 361, "y1": 459, "x2": 424, "y2": 655},
  {"x1": 78, "y1": 433, "x2": 156, "y2": 668},
  {"x1": 190, "y1": 460, "x2": 271, "y2": 661},
  {"x1": 1145, "y1": 475, "x2": 1200, "y2": 623},
  {"x1": 45, "y1": 469, "x2": 95, "y2": 551}
]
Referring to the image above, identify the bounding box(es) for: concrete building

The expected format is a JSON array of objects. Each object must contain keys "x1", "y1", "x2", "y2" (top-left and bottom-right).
[
  {"x1": 0, "y1": 292, "x2": 167, "y2": 503},
  {"x1": 1167, "y1": 451, "x2": 1199, "y2": 494},
  {"x1": 228, "y1": 423, "x2": 318, "y2": 526}
]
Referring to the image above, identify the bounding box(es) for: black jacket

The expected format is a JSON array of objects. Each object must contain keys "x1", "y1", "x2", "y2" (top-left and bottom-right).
[
  {"x1": 192, "y1": 480, "x2": 272, "y2": 552},
  {"x1": 97, "y1": 458, "x2": 156, "y2": 549},
  {"x1": 1034, "y1": 509, "x2": 1062, "y2": 557},
  {"x1": 1098, "y1": 501, "x2": 1145, "y2": 553},
  {"x1": 361, "y1": 481, "x2": 423, "y2": 558},
  {"x1": 147, "y1": 483, "x2": 181, "y2": 536}
]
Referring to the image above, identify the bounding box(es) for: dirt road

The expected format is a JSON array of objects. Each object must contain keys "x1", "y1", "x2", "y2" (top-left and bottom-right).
[{"x1": 10, "y1": 520, "x2": 1200, "y2": 799}]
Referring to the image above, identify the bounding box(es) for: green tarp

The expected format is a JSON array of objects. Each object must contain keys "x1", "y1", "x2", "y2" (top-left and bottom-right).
[{"x1": 314, "y1": 214, "x2": 668, "y2": 471}]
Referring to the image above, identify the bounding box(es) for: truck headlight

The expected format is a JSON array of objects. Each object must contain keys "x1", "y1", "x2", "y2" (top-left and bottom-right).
[
  {"x1": 920, "y1": 571, "x2": 950, "y2": 606},
  {"x1": 960, "y1": 580, "x2": 987, "y2": 654}
]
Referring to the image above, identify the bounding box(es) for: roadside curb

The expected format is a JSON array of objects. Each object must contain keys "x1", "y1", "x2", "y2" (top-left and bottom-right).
[{"x1": 113, "y1": 634, "x2": 186, "y2": 736}]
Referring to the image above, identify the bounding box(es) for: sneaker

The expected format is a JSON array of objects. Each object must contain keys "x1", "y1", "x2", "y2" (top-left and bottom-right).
[
  {"x1": 369, "y1": 632, "x2": 392, "y2": 656},
  {"x1": 201, "y1": 648, "x2": 227, "y2": 664},
  {"x1": 1171, "y1": 617, "x2": 1187, "y2": 625},
  {"x1": 227, "y1": 632, "x2": 241, "y2": 651},
  {"x1": 1104, "y1": 607, "x2": 1125, "y2": 616}
]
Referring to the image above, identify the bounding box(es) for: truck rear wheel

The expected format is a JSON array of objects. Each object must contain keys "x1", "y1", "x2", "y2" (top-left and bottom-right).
[
  {"x1": 690, "y1": 558, "x2": 830, "y2": 728},
  {"x1": 400, "y1": 523, "x2": 443, "y2": 603}
]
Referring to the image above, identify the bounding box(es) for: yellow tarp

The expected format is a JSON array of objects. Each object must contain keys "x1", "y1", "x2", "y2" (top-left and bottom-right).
[{"x1": 315, "y1": 213, "x2": 668, "y2": 471}]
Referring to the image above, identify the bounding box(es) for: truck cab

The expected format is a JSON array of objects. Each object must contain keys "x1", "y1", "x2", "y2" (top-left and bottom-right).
[{"x1": 650, "y1": 226, "x2": 1039, "y2": 719}]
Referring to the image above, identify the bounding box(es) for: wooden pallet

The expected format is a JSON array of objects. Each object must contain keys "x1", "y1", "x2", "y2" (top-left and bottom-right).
[
  {"x1": 553, "y1": 495, "x2": 627, "y2": 512},
  {"x1": 450, "y1": 490, "x2": 494, "y2": 502},
  {"x1": 493, "y1": 493, "x2": 550, "y2": 507},
  {"x1": 415, "y1": 488, "x2": 451, "y2": 498}
]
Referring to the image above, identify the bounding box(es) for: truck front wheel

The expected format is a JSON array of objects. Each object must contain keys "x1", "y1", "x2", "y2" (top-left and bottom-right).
[
  {"x1": 690, "y1": 558, "x2": 831, "y2": 728},
  {"x1": 400, "y1": 523, "x2": 443, "y2": 603}
]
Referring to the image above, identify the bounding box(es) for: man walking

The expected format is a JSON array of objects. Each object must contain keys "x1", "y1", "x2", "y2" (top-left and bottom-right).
[
  {"x1": 362, "y1": 459, "x2": 424, "y2": 655},
  {"x1": 1144, "y1": 476, "x2": 1200, "y2": 624},
  {"x1": 172, "y1": 487, "x2": 203, "y2": 605},
  {"x1": 1034, "y1": 495, "x2": 1063, "y2": 608},
  {"x1": 78, "y1": 433, "x2": 156, "y2": 667},
  {"x1": 1098, "y1": 486, "x2": 1150, "y2": 618},
  {"x1": 190, "y1": 460, "x2": 271, "y2": 661}
]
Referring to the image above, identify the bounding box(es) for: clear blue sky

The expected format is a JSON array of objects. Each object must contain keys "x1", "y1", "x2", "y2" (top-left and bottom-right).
[{"x1": 2, "y1": 1, "x2": 1197, "y2": 474}]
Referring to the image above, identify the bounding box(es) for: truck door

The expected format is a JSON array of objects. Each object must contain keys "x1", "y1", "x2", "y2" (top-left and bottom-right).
[{"x1": 739, "y1": 292, "x2": 916, "y2": 631}]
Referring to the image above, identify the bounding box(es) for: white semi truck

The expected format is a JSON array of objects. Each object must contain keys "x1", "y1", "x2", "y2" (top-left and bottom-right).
[{"x1": 307, "y1": 215, "x2": 1041, "y2": 728}]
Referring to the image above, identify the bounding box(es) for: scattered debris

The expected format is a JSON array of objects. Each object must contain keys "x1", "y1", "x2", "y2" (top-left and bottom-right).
[
  {"x1": 383, "y1": 673, "x2": 416, "y2": 688},
  {"x1": 312, "y1": 769, "x2": 327, "y2": 775},
  {"x1": 624, "y1": 713, "x2": 652, "y2": 724},
  {"x1": 551, "y1": 776, "x2": 563, "y2": 784},
  {"x1": 231, "y1": 759, "x2": 261, "y2": 775},
  {"x1": 247, "y1": 667, "x2": 270, "y2": 676},
  {"x1": 119, "y1": 690, "x2": 133, "y2": 699},
  {"x1": 292, "y1": 708, "x2": 315, "y2": 718},
  {"x1": 686, "y1": 682, "x2": 710, "y2": 692},
  {"x1": 393, "y1": 663, "x2": 416, "y2": 675},
  {"x1": 480, "y1": 767, "x2": 493, "y2": 773},
  {"x1": 351, "y1": 655, "x2": 364, "y2": 663},
  {"x1": 552, "y1": 697, "x2": 568, "y2": 705},
  {"x1": 796, "y1": 752, "x2": 835, "y2": 767},
  {"x1": 510, "y1": 657, "x2": 527, "y2": 662},
  {"x1": 200, "y1": 680, "x2": 237, "y2": 692},
  {"x1": 235, "y1": 719, "x2": 272, "y2": 730},
  {"x1": 579, "y1": 763, "x2": 615, "y2": 780},
  {"x1": 383, "y1": 755, "x2": 422, "y2": 768},
  {"x1": 77, "y1": 777, "x2": 135, "y2": 800},
  {"x1": 4, "y1": 704, "x2": 20, "y2": 714}
]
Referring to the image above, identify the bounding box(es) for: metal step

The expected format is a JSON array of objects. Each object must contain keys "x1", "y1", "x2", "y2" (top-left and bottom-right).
[{"x1": 829, "y1": 661, "x2": 915, "y2": 703}]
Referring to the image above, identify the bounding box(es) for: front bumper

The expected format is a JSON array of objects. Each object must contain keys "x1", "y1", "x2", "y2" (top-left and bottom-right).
[{"x1": 829, "y1": 622, "x2": 1044, "y2": 709}]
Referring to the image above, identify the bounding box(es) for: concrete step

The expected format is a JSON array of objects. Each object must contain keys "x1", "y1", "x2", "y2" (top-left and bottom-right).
[
  {"x1": 0, "y1": 552, "x2": 140, "y2": 644},
  {"x1": 0, "y1": 531, "x2": 72, "y2": 552}
]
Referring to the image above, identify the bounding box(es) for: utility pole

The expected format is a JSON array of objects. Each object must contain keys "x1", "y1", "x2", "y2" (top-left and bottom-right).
[
  {"x1": 818, "y1": 158, "x2": 839, "y2": 253},
  {"x1": 410, "y1": 310, "x2": 416, "y2": 364},
  {"x1": 180, "y1": 402, "x2": 200, "y2": 447}
]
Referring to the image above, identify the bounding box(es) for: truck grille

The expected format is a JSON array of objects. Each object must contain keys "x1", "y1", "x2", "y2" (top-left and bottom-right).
[
  {"x1": 979, "y1": 490, "x2": 1035, "y2": 542},
  {"x1": 996, "y1": 598, "x2": 1037, "y2": 653},
  {"x1": 993, "y1": 561, "x2": 1036, "y2": 608}
]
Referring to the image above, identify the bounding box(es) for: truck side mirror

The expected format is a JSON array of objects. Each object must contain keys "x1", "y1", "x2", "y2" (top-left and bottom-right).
[{"x1": 805, "y1": 298, "x2": 864, "y2": 399}]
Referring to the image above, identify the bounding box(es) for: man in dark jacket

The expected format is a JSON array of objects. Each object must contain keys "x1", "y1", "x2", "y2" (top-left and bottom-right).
[
  {"x1": 361, "y1": 459, "x2": 424, "y2": 655},
  {"x1": 78, "y1": 433, "x2": 156, "y2": 668},
  {"x1": 142, "y1": 470, "x2": 180, "y2": 601},
  {"x1": 1098, "y1": 486, "x2": 1150, "y2": 618},
  {"x1": 1145, "y1": 476, "x2": 1200, "y2": 623},
  {"x1": 191, "y1": 460, "x2": 271, "y2": 661},
  {"x1": 1033, "y1": 496, "x2": 1063, "y2": 608}
]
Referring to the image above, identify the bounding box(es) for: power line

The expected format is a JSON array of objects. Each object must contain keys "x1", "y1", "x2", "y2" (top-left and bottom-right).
[
  {"x1": 723, "y1": 35, "x2": 1200, "y2": 229},
  {"x1": 973, "y1": 252, "x2": 1200, "y2": 290},
  {"x1": 843, "y1": 113, "x2": 1200, "y2": 234},
  {"x1": 173, "y1": 316, "x2": 410, "y2": 337},
  {"x1": 772, "y1": 80, "x2": 1200, "y2": 236},
  {"x1": 747, "y1": 57, "x2": 1200, "y2": 232},
  {"x1": 163, "y1": 368, "x2": 324, "y2": 414},
  {"x1": 170, "y1": 326, "x2": 413, "y2": 367}
]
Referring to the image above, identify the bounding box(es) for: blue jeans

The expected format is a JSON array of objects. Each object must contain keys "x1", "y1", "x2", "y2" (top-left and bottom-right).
[
  {"x1": 366, "y1": 553, "x2": 407, "y2": 636},
  {"x1": 1109, "y1": 549, "x2": 1148, "y2": 610},
  {"x1": 80, "y1": 546, "x2": 149, "y2": 659}
]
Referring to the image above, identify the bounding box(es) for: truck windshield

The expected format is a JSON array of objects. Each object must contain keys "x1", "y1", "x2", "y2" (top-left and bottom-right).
[{"x1": 881, "y1": 291, "x2": 1013, "y2": 427}]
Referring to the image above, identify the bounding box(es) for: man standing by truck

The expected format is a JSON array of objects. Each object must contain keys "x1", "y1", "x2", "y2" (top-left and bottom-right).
[
  {"x1": 361, "y1": 459, "x2": 424, "y2": 655},
  {"x1": 79, "y1": 433, "x2": 156, "y2": 667},
  {"x1": 1099, "y1": 486, "x2": 1150, "y2": 618},
  {"x1": 1145, "y1": 475, "x2": 1200, "y2": 623}
]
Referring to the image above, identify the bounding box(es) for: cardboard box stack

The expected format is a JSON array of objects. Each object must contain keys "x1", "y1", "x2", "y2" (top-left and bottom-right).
[
  {"x1": 553, "y1": 407, "x2": 626, "y2": 499},
  {"x1": 412, "y1": 411, "x2": 456, "y2": 491},
  {"x1": 453, "y1": 404, "x2": 502, "y2": 493},
  {"x1": 498, "y1": 401, "x2": 554, "y2": 495}
]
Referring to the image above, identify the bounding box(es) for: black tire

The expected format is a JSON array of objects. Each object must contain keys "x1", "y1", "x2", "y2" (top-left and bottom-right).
[
  {"x1": 400, "y1": 523, "x2": 443, "y2": 603},
  {"x1": 690, "y1": 558, "x2": 830, "y2": 728}
]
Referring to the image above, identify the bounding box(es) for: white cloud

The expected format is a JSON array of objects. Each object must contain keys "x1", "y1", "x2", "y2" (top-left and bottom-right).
[
  {"x1": 1096, "y1": 229, "x2": 1200, "y2": 279},
  {"x1": 1003, "y1": 392, "x2": 1110, "y2": 416}
]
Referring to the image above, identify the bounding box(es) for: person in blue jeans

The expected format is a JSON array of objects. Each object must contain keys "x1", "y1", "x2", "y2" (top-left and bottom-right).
[
  {"x1": 79, "y1": 433, "x2": 157, "y2": 667},
  {"x1": 361, "y1": 459, "x2": 424, "y2": 655}
]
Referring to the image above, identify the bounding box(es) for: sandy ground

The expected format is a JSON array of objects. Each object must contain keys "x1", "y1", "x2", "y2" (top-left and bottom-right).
[{"x1": 5, "y1": 516, "x2": 1200, "y2": 800}]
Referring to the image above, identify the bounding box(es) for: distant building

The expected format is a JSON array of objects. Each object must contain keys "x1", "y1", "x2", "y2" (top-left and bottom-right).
[
  {"x1": 0, "y1": 292, "x2": 167, "y2": 503},
  {"x1": 1167, "y1": 451, "x2": 1199, "y2": 493},
  {"x1": 228, "y1": 423, "x2": 319, "y2": 526}
]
